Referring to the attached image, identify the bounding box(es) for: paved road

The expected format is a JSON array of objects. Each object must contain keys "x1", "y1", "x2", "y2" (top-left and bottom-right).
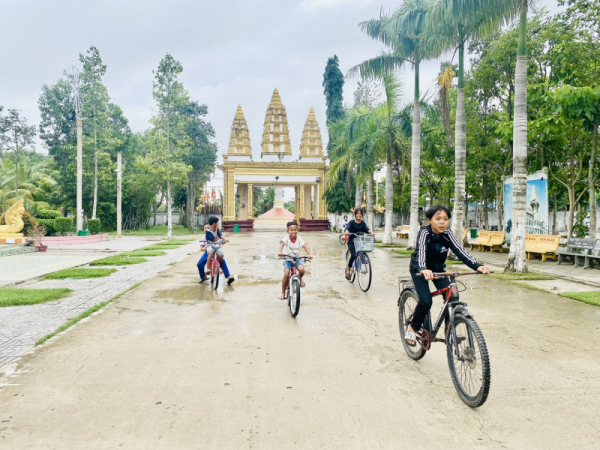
[{"x1": 1, "y1": 232, "x2": 599, "y2": 449}]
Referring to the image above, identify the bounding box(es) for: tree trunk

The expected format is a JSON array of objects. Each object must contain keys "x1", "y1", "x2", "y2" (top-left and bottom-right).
[
  {"x1": 167, "y1": 180, "x2": 172, "y2": 239},
  {"x1": 186, "y1": 172, "x2": 195, "y2": 231},
  {"x1": 408, "y1": 61, "x2": 421, "y2": 249},
  {"x1": 506, "y1": 2, "x2": 528, "y2": 273},
  {"x1": 551, "y1": 191, "x2": 557, "y2": 235},
  {"x1": 498, "y1": 182, "x2": 504, "y2": 231},
  {"x1": 92, "y1": 116, "x2": 98, "y2": 220},
  {"x1": 15, "y1": 143, "x2": 19, "y2": 200},
  {"x1": 355, "y1": 183, "x2": 362, "y2": 209},
  {"x1": 383, "y1": 160, "x2": 393, "y2": 244},
  {"x1": 589, "y1": 128, "x2": 597, "y2": 238},
  {"x1": 117, "y1": 151, "x2": 122, "y2": 238},
  {"x1": 452, "y1": 41, "x2": 466, "y2": 244},
  {"x1": 567, "y1": 185, "x2": 575, "y2": 238},
  {"x1": 366, "y1": 176, "x2": 374, "y2": 231}
]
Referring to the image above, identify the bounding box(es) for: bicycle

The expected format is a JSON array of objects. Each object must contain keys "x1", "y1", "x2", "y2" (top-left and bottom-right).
[
  {"x1": 207, "y1": 239, "x2": 226, "y2": 290},
  {"x1": 338, "y1": 233, "x2": 349, "y2": 245},
  {"x1": 280, "y1": 256, "x2": 311, "y2": 317},
  {"x1": 344, "y1": 232, "x2": 374, "y2": 292},
  {"x1": 398, "y1": 271, "x2": 492, "y2": 408}
]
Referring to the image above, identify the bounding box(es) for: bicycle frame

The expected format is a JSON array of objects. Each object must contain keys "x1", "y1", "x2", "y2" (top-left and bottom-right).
[{"x1": 353, "y1": 251, "x2": 368, "y2": 272}]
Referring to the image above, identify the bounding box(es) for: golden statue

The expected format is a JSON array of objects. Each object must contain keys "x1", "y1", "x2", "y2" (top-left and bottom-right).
[{"x1": 0, "y1": 199, "x2": 25, "y2": 237}]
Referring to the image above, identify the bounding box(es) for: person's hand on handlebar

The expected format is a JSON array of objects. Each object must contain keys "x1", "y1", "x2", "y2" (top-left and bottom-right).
[
  {"x1": 421, "y1": 269, "x2": 434, "y2": 280},
  {"x1": 308, "y1": 255, "x2": 313, "y2": 260},
  {"x1": 477, "y1": 265, "x2": 491, "y2": 274},
  {"x1": 278, "y1": 252, "x2": 284, "y2": 257}
]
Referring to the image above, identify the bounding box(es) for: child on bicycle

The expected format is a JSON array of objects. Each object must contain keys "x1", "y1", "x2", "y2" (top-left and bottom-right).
[
  {"x1": 277, "y1": 221, "x2": 312, "y2": 300},
  {"x1": 344, "y1": 207, "x2": 374, "y2": 279},
  {"x1": 406, "y1": 204, "x2": 490, "y2": 344},
  {"x1": 205, "y1": 216, "x2": 235, "y2": 285},
  {"x1": 198, "y1": 222, "x2": 233, "y2": 284}
]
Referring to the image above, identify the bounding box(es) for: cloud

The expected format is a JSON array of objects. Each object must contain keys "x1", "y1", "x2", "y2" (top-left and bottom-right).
[{"x1": 299, "y1": 0, "x2": 376, "y2": 13}]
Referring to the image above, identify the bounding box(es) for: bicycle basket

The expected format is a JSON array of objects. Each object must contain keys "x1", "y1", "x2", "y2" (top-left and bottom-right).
[{"x1": 354, "y1": 235, "x2": 374, "y2": 252}]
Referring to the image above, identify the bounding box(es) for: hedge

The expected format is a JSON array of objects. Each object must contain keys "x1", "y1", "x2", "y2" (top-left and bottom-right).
[
  {"x1": 54, "y1": 217, "x2": 73, "y2": 235},
  {"x1": 37, "y1": 219, "x2": 56, "y2": 236},
  {"x1": 37, "y1": 210, "x2": 62, "y2": 220},
  {"x1": 87, "y1": 219, "x2": 101, "y2": 235}
]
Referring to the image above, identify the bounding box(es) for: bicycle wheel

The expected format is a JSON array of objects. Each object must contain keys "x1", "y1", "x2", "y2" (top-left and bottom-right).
[
  {"x1": 446, "y1": 313, "x2": 491, "y2": 408},
  {"x1": 339, "y1": 234, "x2": 346, "y2": 245},
  {"x1": 212, "y1": 261, "x2": 220, "y2": 290},
  {"x1": 344, "y1": 249, "x2": 356, "y2": 283},
  {"x1": 357, "y1": 253, "x2": 372, "y2": 292},
  {"x1": 289, "y1": 277, "x2": 300, "y2": 317},
  {"x1": 398, "y1": 289, "x2": 426, "y2": 360}
]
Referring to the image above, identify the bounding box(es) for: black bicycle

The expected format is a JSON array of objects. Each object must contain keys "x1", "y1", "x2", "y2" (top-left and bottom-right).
[
  {"x1": 280, "y1": 256, "x2": 311, "y2": 317},
  {"x1": 398, "y1": 271, "x2": 492, "y2": 408},
  {"x1": 344, "y1": 232, "x2": 374, "y2": 292}
]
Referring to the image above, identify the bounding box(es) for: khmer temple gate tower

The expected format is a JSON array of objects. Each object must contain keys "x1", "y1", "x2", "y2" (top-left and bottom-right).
[{"x1": 221, "y1": 89, "x2": 329, "y2": 231}]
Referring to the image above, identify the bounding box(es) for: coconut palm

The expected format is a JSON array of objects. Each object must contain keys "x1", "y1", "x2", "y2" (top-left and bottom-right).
[
  {"x1": 430, "y1": 0, "x2": 519, "y2": 242},
  {"x1": 348, "y1": 0, "x2": 443, "y2": 248},
  {"x1": 506, "y1": 0, "x2": 529, "y2": 272}
]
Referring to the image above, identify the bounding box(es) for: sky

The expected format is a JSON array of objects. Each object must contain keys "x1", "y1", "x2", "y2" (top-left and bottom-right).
[{"x1": 1, "y1": 0, "x2": 562, "y2": 167}]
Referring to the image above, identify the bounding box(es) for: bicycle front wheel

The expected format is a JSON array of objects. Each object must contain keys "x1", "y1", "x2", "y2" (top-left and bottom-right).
[
  {"x1": 446, "y1": 314, "x2": 491, "y2": 408},
  {"x1": 289, "y1": 278, "x2": 300, "y2": 317},
  {"x1": 345, "y1": 249, "x2": 356, "y2": 283},
  {"x1": 339, "y1": 234, "x2": 346, "y2": 245},
  {"x1": 357, "y1": 253, "x2": 372, "y2": 292},
  {"x1": 398, "y1": 289, "x2": 426, "y2": 360},
  {"x1": 212, "y1": 262, "x2": 220, "y2": 290}
]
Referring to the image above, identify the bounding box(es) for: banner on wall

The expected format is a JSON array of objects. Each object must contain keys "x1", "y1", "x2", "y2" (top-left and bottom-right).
[{"x1": 503, "y1": 169, "x2": 549, "y2": 241}]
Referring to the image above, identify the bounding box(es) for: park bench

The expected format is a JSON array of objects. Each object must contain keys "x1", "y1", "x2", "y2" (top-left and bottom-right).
[
  {"x1": 396, "y1": 225, "x2": 410, "y2": 238},
  {"x1": 556, "y1": 238, "x2": 597, "y2": 268},
  {"x1": 525, "y1": 234, "x2": 561, "y2": 262},
  {"x1": 481, "y1": 231, "x2": 505, "y2": 253},
  {"x1": 469, "y1": 230, "x2": 491, "y2": 251},
  {"x1": 584, "y1": 239, "x2": 600, "y2": 269}
]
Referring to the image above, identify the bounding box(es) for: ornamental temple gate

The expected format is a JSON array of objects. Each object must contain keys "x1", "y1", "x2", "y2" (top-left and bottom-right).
[{"x1": 221, "y1": 89, "x2": 329, "y2": 232}]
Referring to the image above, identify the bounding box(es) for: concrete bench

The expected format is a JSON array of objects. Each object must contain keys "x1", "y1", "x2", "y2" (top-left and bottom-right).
[
  {"x1": 584, "y1": 239, "x2": 600, "y2": 269},
  {"x1": 481, "y1": 231, "x2": 505, "y2": 253},
  {"x1": 395, "y1": 225, "x2": 410, "y2": 239},
  {"x1": 469, "y1": 230, "x2": 491, "y2": 251},
  {"x1": 557, "y1": 238, "x2": 597, "y2": 268},
  {"x1": 525, "y1": 234, "x2": 560, "y2": 262}
]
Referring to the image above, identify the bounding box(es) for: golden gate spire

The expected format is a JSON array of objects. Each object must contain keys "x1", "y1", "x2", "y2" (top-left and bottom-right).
[
  {"x1": 261, "y1": 89, "x2": 292, "y2": 157},
  {"x1": 299, "y1": 107, "x2": 323, "y2": 159},
  {"x1": 227, "y1": 105, "x2": 251, "y2": 157}
]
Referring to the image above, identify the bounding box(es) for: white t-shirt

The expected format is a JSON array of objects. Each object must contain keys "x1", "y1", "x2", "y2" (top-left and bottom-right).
[{"x1": 281, "y1": 235, "x2": 306, "y2": 257}]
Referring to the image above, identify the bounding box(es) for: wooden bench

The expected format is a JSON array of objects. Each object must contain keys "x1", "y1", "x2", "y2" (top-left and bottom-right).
[
  {"x1": 556, "y1": 238, "x2": 597, "y2": 268},
  {"x1": 395, "y1": 225, "x2": 410, "y2": 238},
  {"x1": 481, "y1": 231, "x2": 505, "y2": 253},
  {"x1": 525, "y1": 234, "x2": 561, "y2": 262},
  {"x1": 469, "y1": 230, "x2": 491, "y2": 251},
  {"x1": 584, "y1": 239, "x2": 600, "y2": 269}
]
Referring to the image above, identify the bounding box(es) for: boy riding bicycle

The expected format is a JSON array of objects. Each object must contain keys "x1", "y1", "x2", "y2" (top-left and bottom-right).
[
  {"x1": 205, "y1": 216, "x2": 235, "y2": 286},
  {"x1": 277, "y1": 221, "x2": 312, "y2": 300},
  {"x1": 406, "y1": 204, "x2": 490, "y2": 345},
  {"x1": 198, "y1": 222, "x2": 233, "y2": 284}
]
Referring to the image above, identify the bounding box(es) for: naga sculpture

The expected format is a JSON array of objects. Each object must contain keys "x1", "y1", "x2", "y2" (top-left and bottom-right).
[{"x1": 0, "y1": 199, "x2": 25, "y2": 235}]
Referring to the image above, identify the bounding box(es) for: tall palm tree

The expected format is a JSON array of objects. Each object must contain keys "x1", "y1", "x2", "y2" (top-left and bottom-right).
[
  {"x1": 430, "y1": 0, "x2": 519, "y2": 242},
  {"x1": 349, "y1": 0, "x2": 442, "y2": 248},
  {"x1": 506, "y1": 0, "x2": 529, "y2": 272}
]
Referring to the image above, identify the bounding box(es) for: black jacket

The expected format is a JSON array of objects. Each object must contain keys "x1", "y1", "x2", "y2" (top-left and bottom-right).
[{"x1": 410, "y1": 225, "x2": 481, "y2": 273}]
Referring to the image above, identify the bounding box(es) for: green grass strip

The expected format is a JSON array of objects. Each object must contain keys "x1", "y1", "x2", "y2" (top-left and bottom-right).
[
  {"x1": 392, "y1": 249, "x2": 413, "y2": 256},
  {"x1": 143, "y1": 245, "x2": 180, "y2": 251},
  {"x1": 444, "y1": 260, "x2": 465, "y2": 265},
  {"x1": 375, "y1": 243, "x2": 405, "y2": 248},
  {"x1": 90, "y1": 256, "x2": 147, "y2": 266},
  {"x1": 0, "y1": 288, "x2": 72, "y2": 307},
  {"x1": 36, "y1": 280, "x2": 146, "y2": 346},
  {"x1": 509, "y1": 281, "x2": 549, "y2": 292},
  {"x1": 121, "y1": 250, "x2": 166, "y2": 257},
  {"x1": 43, "y1": 268, "x2": 116, "y2": 280},
  {"x1": 490, "y1": 272, "x2": 555, "y2": 281},
  {"x1": 559, "y1": 291, "x2": 600, "y2": 307}
]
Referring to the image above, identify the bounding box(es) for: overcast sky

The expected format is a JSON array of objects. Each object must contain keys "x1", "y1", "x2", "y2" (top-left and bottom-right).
[{"x1": 1, "y1": 0, "x2": 561, "y2": 162}]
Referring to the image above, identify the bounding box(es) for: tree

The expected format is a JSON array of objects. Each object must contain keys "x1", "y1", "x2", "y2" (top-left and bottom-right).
[
  {"x1": 0, "y1": 109, "x2": 37, "y2": 200},
  {"x1": 505, "y1": 0, "x2": 529, "y2": 273}
]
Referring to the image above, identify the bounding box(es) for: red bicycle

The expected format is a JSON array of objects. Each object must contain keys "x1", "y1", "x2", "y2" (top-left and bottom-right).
[
  {"x1": 280, "y1": 256, "x2": 310, "y2": 317},
  {"x1": 207, "y1": 239, "x2": 226, "y2": 289}
]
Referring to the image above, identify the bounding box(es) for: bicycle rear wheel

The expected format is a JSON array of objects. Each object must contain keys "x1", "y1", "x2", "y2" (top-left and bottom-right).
[
  {"x1": 345, "y1": 249, "x2": 356, "y2": 283},
  {"x1": 398, "y1": 289, "x2": 426, "y2": 360},
  {"x1": 446, "y1": 314, "x2": 491, "y2": 408},
  {"x1": 339, "y1": 234, "x2": 346, "y2": 245},
  {"x1": 212, "y1": 261, "x2": 220, "y2": 290},
  {"x1": 357, "y1": 253, "x2": 372, "y2": 292},
  {"x1": 289, "y1": 277, "x2": 300, "y2": 317}
]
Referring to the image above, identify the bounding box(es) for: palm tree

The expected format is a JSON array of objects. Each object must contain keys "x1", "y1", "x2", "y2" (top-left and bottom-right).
[
  {"x1": 430, "y1": 0, "x2": 519, "y2": 242},
  {"x1": 505, "y1": 0, "x2": 529, "y2": 272},
  {"x1": 349, "y1": 0, "x2": 442, "y2": 248}
]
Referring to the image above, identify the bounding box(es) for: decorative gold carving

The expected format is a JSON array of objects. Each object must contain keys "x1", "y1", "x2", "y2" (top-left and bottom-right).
[
  {"x1": 248, "y1": 184, "x2": 253, "y2": 219},
  {"x1": 299, "y1": 184, "x2": 305, "y2": 219},
  {"x1": 261, "y1": 89, "x2": 292, "y2": 156},
  {"x1": 227, "y1": 105, "x2": 252, "y2": 157},
  {"x1": 0, "y1": 199, "x2": 25, "y2": 235},
  {"x1": 299, "y1": 107, "x2": 323, "y2": 159}
]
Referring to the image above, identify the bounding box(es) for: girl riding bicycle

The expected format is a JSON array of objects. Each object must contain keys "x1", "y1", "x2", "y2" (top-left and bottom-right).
[
  {"x1": 406, "y1": 204, "x2": 490, "y2": 344},
  {"x1": 345, "y1": 208, "x2": 374, "y2": 280}
]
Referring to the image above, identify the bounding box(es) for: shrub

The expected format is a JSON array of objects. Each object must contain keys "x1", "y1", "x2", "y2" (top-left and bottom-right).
[
  {"x1": 573, "y1": 211, "x2": 590, "y2": 238},
  {"x1": 54, "y1": 217, "x2": 73, "y2": 235},
  {"x1": 97, "y1": 203, "x2": 116, "y2": 231},
  {"x1": 0, "y1": 210, "x2": 38, "y2": 236},
  {"x1": 37, "y1": 219, "x2": 56, "y2": 236},
  {"x1": 87, "y1": 219, "x2": 101, "y2": 235},
  {"x1": 37, "y1": 209, "x2": 61, "y2": 220}
]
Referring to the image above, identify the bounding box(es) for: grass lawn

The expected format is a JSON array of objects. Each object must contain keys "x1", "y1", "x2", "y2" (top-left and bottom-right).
[
  {"x1": 161, "y1": 239, "x2": 194, "y2": 244},
  {"x1": 0, "y1": 288, "x2": 72, "y2": 307},
  {"x1": 90, "y1": 256, "x2": 147, "y2": 266},
  {"x1": 375, "y1": 243, "x2": 405, "y2": 248},
  {"x1": 559, "y1": 291, "x2": 600, "y2": 307},
  {"x1": 44, "y1": 268, "x2": 116, "y2": 280},
  {"x1": 445, "y1": 260, "x2": 465, "y2": 265},
  {"x1": 392, "y1": 249, "x2": 413, "y2": 257},
  {"x1": 143, "y1": 245, "x2": 180, "y2": 251},
  {"x1": 490, "y1": 272, "x2": 555, "y2": 281},
  {"x1": 121, "y1": 250, "x2": 166, "y2": 257},
  {"x1": 108, "y1": 225, "x2": 192, "y2": 236},
  {"x1": 510, "y1": 281, "x2": 549, "y2": 292}
]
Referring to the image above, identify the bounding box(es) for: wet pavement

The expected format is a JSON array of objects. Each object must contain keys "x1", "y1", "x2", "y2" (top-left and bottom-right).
[{"x1": 0, "y1": 231, "x2": 599, "y2": 449}]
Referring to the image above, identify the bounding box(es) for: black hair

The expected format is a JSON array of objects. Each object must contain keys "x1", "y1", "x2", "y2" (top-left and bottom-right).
[
  {"x1": 354, "y1": 207, "x2": 363, "y2": 216},
  {"x1": 343, "y1": 215, "x2": 348, "y2": 219},
  {"x1": 208, "y1": 216, "x2": 219, "y2": 225},
  {"x1": 425, "y1": 204, "x2": 452, "y2": 220},
  {"x1": 286, "y1": 221, "x2": 298, "y2": 229},
  {"x1": 203, "y1": 222, "x2": 209, "y2": 226}
]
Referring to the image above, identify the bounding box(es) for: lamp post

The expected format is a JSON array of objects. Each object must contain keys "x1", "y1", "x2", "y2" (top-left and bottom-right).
[{"x1": 69, "y1": 68, "x2": 84, "y2": 232}]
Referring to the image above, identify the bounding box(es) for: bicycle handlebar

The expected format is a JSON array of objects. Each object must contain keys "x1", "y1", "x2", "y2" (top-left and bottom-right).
[
  {"x1": 416, "y1": 270, "x2": 494, "y2": 277},
  {"x1": 279, "y1": 256, "x2": 311, "y2": 261}
]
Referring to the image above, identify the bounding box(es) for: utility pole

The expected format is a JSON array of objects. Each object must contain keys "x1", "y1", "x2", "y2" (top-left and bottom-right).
[
  {"x1": 117, "y1": 151, "x2": 122, "y2": 238},
  {"x1": 76, "y1": 112, "x2": 83, "y2": 231}
]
